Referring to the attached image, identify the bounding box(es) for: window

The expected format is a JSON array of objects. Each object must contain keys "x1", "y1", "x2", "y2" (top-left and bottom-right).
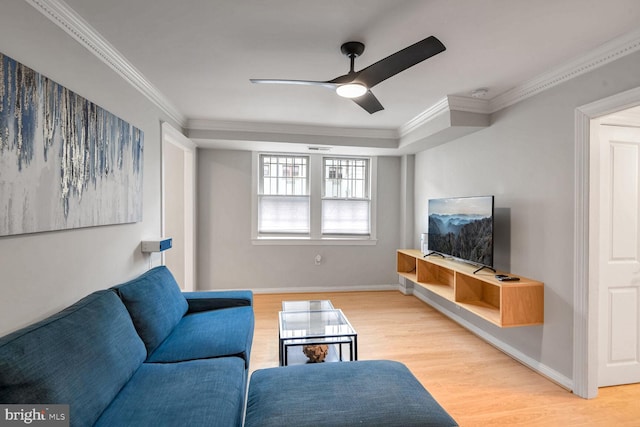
[
  {"x1": 322, "y1": 158, "x2": 370, "y2": 235},
  {"x1": 254, "y1": 153, "x2": 376, "y2": 243},
  {"x1": 258, "y1": 155, "x2": 309, "y2": 235}
]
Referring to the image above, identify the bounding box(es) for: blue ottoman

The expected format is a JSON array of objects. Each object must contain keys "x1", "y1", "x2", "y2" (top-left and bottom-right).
[{"x1": 244, "y1": 360, "x2": 457, "y2": 427}]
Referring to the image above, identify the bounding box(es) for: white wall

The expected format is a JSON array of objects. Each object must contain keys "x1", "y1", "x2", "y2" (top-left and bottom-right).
[
  {"x1": 0, "y1": 2, "x2": 175, "y2": 335},
  {"x1": 197, "y1": 149, "x2": 401, "y2": 291},
  {"x1": 413, "y1": 50, "x2": 640, "y2": 382}
]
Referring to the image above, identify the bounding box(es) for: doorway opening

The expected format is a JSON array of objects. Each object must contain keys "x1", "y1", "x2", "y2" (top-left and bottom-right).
[{"x1": 161, "y1": 122, "x2": 196, "y2": 291}]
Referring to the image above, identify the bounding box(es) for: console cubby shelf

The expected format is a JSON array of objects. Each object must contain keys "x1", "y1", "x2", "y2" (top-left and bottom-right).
[{"x1": 397, "y1": 249, "x2": 544, "y2": 328}]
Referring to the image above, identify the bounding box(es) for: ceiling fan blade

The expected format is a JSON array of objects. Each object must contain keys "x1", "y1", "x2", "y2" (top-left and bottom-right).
[
  {"x1": 250, "y1": 79, "x2": 337, "y2": 90},
  {"x1": 355, "y1": 36, "x2": 446, "y2": 88},
  {"x1": 352, "y1": 91, "x2": 384, "y2": 114}
]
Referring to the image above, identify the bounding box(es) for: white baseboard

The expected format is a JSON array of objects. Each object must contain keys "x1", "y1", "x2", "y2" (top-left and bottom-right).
[{"x1": 413, "y1": 289, "x2": 573, "y2": 392}]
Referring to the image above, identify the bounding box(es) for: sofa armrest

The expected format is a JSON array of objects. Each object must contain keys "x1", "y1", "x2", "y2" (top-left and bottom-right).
[{"x1": 183, "y1": 290, "x2": 253, "y2": 313}]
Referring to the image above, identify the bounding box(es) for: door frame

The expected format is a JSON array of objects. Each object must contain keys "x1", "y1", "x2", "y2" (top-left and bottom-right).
[
  {"x1": 161, "y1": 122, "x2": 196, "y2": 291},
  {"x1": 574, "y1": 86, "x2": 640, "y2": 398}
]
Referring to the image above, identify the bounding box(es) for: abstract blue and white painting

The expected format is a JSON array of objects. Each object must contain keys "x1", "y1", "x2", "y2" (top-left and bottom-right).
[{"x1": 0, "y1": 52, "x2": 143, "y2": 236}]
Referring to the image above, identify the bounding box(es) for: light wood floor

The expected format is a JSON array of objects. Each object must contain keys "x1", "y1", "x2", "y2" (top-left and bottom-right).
[{"x1": 249, "y1": 290, "x2": 640, "y2": 427}]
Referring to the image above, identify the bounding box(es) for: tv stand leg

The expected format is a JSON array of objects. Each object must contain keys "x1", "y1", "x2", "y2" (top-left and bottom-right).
[
  {"x1": 473, "y1": 265, "x2": 496, "y2": 274},
  {"x1": 424, "y1": 252, "x2": 445, "y2": 258}
]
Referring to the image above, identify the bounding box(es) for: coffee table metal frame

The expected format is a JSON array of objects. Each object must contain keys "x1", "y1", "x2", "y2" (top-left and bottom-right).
[{"x1": 278, "y1": 304, "x2": 358, "y2": 366}]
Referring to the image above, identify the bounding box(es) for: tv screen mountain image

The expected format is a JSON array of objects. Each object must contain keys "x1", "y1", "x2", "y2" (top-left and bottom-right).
[{"x1": 427, "y1": 196, "x2": 494, "y2": 267}]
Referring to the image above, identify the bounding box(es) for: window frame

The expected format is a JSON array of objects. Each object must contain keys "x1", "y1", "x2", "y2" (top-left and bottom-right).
[
  {"x1": 321, "y1": 157, "x2": 371, "y2": 237},
  {"x1": 251, "y1": 152, "x2": 377, "y2": 245},
  {"x1": 257, "y1": 154, "x2": 310, "y2": 237}
]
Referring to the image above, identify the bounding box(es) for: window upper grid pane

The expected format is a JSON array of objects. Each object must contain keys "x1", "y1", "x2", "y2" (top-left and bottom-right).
[
  {"x1": 261, "y1": 155, "x2": 309, "y2": 196},
  {"x1": 323, "y1": 158, "x2": 369, "y2": 199}
]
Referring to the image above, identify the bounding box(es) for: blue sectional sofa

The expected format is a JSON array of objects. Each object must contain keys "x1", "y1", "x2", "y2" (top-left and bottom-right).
[
  {"x1": 244, "y1": 360, "x2": 458, "y2": 426},
  {"x1": 0, "y1": 266, "x2": 254, "y2": 427}
]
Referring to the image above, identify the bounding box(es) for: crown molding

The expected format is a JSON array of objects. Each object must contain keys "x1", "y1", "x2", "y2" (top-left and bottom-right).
[
  {"x1": 399, "y1": 97, "x2": 450, "y2": 137},
  {"x1": 399, "y1": 95, "x2": 490, "y2": 138},
  {"x1": 25, "y1": 0, "x2": 640, "y2": 145},
  {"x1": 187, "y1": 118, "x2": 399, "y2": 140},
  {"x1": 489, "y1": 27, "x2": 640, "y2": 113},
  {"x1": 26, "y1": 0, "x2": 186, "y2": 127},
  {"x1": 401, "y1": 28, "x2": 640, "y2": 137}
]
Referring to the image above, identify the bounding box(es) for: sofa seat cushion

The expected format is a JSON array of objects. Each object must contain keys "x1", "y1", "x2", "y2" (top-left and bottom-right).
[
  {"x1": 146, "y1": 306, "x2": 254, "y2": 367},
  {"x1": 113, "y1": 266, "x2": 188, "y2": 354},
  {"x1": 245, "y1": 360, "x2": 458, "y2": 427},
  {"x1": 0, "y1": 291, "x2": 146, "y2": 427},
  {"x1": 95, "y1": 358, "x2": 246, "y2": 427}
]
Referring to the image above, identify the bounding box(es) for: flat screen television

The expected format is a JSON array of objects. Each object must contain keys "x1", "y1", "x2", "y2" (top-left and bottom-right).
[{"x1": 427, "y1": 195, "x2": 494, "y2": 269}]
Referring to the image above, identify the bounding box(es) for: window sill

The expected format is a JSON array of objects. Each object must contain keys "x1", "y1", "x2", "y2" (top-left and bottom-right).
[{"x1": 252, "y1": 237, "x2": 377, "y2": 246}]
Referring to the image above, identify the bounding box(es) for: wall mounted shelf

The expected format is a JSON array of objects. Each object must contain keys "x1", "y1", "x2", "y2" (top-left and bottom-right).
[{"x1": 397, "y1": 249, "x2": 544, "y2": 328}]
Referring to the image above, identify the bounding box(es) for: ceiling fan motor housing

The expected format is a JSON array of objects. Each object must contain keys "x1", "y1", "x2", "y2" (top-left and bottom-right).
[{"x1": 341, "y1": 41, "x2": 365, "y2": 58}]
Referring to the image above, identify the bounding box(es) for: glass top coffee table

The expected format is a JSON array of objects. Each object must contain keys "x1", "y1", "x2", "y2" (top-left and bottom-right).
[{"x1": 279, "y1": 301, "x2": 358, "y2": 366}]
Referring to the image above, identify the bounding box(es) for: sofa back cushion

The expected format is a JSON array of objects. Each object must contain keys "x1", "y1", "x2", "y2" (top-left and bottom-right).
[
  {"x1": 113, "y1": 266, "x2": 188, "y2": 354},
  {"x1": 0, "y1": 290, "x2": 146, "y2": 427}
]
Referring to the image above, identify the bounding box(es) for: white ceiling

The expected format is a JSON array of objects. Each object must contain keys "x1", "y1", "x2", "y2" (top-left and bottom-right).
[{"x1": 55, "y1": 0, "x2": 640, "y2": 148}]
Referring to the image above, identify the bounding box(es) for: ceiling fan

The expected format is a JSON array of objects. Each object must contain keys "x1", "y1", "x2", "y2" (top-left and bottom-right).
[{"x1": 250, "y1": 36, "x2": 446, "y2": 114}]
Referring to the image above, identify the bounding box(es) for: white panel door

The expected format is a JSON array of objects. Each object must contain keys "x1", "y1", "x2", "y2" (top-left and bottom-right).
[{"x1": 598, "y1": 124, "x2": 640, "y2": 387}]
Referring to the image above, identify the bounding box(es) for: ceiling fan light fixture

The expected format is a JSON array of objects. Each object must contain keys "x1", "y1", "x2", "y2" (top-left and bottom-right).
[
  {"x1": 336, "y1": 83, "x2": 367, "y2": 98},
  {"x1": 250, "y1": 36, "x2": 445, "y2": 113}
]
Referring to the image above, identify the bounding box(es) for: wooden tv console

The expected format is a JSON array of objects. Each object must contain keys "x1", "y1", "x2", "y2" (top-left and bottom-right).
[{"x1": 397, "y1": 249, "x2": 543, "y2": 328}]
